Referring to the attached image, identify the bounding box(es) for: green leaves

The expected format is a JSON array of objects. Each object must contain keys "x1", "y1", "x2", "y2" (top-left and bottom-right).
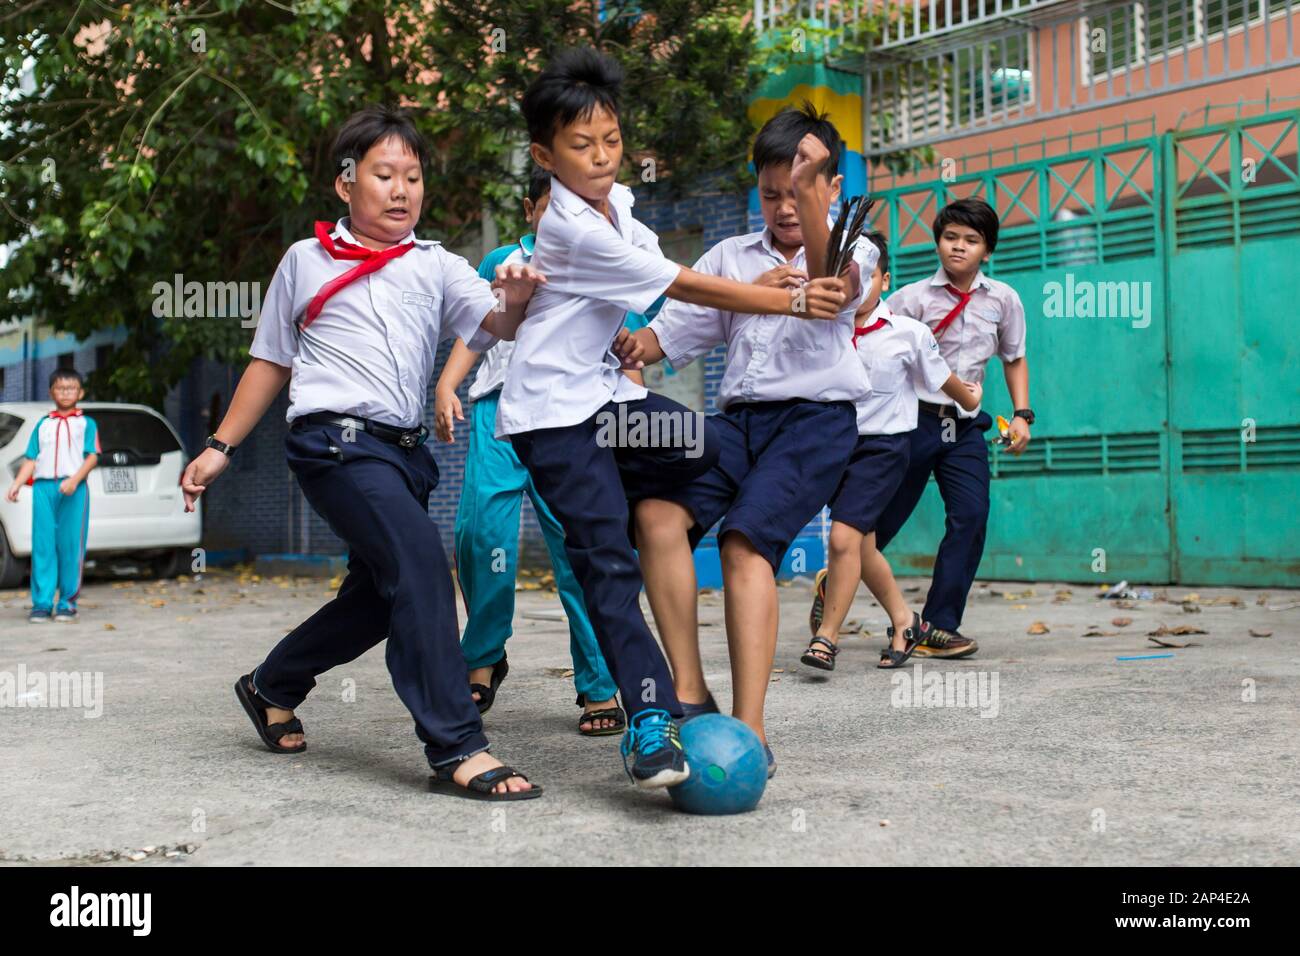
[{"x1": 2, "y1": 0, "x2": 761, "y2": 406}]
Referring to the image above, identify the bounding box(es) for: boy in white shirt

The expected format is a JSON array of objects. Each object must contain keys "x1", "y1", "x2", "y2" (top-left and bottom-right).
[
  {"x1": 6, "y1": 369, "x2": 100, "y2": 624},
  {"x1": 802, "y1": 233, "x2": 981, "y2": 672},
  {"x1": 874, "y1": 199, "x2": 1033, "y2": 659},
  {"x1": 180, "y1": 107, "x2": 545, "y2": 801},
  {"x1": 500, "y1": 50, "x2": 850, "y2": 790},
  {"x1": 614, "y1": 104, "x2": 870, "y2": 777}
]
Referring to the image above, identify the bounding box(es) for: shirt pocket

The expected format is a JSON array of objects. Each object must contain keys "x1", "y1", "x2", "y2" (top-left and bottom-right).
[
  {"x1": 867, "y1": 355, "x2": 909, "y2": 394},
  {"x1": 964, "y1": 309, "x2": 1001, "y2": 362}
]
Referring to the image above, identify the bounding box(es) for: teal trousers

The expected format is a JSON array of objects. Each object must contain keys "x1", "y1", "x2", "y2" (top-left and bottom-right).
[{"x1": 454, "y1": 392, "x2": 617, "y2": 703}]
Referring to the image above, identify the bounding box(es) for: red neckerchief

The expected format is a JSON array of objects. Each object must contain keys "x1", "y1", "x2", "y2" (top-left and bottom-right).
[
  {"x1": 302, "y1": 221, "x2": 416, "y2": 330},
  {"x1": 932, "y1": 282, "x2": 977, "y2": 339},
  {"x1": 852, "y1": 315, "x2": 888, "y2": 347},
  {"x1": 49, "y1": 407, "x2": 83, "y2": 476}
]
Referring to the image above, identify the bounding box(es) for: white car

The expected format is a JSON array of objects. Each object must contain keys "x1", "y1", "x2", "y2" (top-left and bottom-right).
[{"x1": 0, "y1": 401, "x2": 201, "y2": 588}]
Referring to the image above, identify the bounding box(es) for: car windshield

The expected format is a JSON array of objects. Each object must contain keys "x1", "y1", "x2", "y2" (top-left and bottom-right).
[
  {"x1": 0, "y1": 412, "x2": 21, "y2": 448},
  {"x1": 92, "y1": 409, "x2": 182, "y2": 458}
]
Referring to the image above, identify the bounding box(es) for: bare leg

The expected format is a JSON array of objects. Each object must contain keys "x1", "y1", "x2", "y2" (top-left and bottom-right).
[
  {"x1": 808, "y1": 521, "x2": 866, "y2": 663},
  {"x1": 720, "y1": 532, "x2": 778, "y2": 742},
  {"x1": 860, "y1": 531, "x2": 913, "y2": 653},
  {"x1": 635, "y1": 499, "x2": 710, "y2": 704}
]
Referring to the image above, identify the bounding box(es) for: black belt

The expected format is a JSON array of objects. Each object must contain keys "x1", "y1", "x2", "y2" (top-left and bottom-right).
[
  {"x1": 296, "y1": 413, "x2": 429, "y2": 449},
  {"x1": 918, "y1": 400, "x2": 961, "y2": 419}
]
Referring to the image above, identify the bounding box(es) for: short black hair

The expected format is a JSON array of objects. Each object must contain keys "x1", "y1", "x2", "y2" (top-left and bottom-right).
[
  {"x1": 522, "y1": 47, "x2": 623, "y2": 147},
  {"x1": 331, "y1": 106, "x2": 428, "y2": 180},
  {"x1": 863, "y1": 231, "x2": 889, "y2": 274},
  {"x1": 527, "y1": 165, "x2": 552, "y2": 204},
  {"x1": 753, "y1": 101, "x2": 842, "y2": 180},
  {"x1": 933, "y1": 198, "x2": 1000, "y2": 252},
  {"x1": 50, "y1": 368, "x2": 83, "y2": 388}
]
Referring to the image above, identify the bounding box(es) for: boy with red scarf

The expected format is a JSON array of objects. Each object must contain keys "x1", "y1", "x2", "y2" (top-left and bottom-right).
[{"x1": 180, "y1": 107, "x2": 546, "y2": 801}]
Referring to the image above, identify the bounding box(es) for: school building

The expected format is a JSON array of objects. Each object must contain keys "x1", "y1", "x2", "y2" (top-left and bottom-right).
[{"x1": 3, "y1": 0, "x2": 1297, "y2": 586}]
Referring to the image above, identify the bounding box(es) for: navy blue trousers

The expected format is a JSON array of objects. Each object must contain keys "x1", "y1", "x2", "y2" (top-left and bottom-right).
[
  {"x1": 253, "y1": 423, "x2": 486, "y2": 767},
  {"x1": 511, "y1": 393, "x2": 720, "y2": 720},
  {"x1": 875, "y1": 410, "x2": 992, "y2": 632}
]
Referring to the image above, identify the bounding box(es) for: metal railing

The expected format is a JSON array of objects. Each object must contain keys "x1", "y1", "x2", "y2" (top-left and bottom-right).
[{"x1": 859, "y1": 0, "x2": 1300, "y2": 156}]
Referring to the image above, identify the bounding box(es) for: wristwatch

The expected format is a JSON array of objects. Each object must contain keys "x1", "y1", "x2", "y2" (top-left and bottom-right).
[
  {"x1": 1013, "y1": 408, "x2": 1036, "y2": 426},
  {"x1": 205, "y1": 435, "x2": 237, "y2": 457}
]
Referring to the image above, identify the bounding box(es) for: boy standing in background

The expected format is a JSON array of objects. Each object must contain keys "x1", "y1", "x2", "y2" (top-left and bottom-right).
[{"x1": 6, "y1": 369, "x2": 100, "y2": 624}]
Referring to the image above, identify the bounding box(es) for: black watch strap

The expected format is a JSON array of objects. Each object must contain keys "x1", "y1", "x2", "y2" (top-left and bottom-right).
[
  {"x1": 1013, "y1": 408, "x2": 1035, "y2": 425},
  {"x1": 206, "y1": 435, "x2": 237, "y2": 456}
]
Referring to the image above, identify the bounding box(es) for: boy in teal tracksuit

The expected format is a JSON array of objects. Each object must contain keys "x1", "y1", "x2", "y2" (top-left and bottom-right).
[
  {"x1": 6, "y1": 369, "x2": 100, "y2": 623},
  {"x1": 434, "y1": 167, "x2": 659, "y2": 736}
]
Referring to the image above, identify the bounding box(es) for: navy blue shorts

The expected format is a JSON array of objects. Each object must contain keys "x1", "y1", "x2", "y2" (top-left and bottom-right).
[
  {"x1": 828, "y1": 432, "x2": 912, "y2": 535},
  {"x1": 654, "y1": 399, "x2": 858, "y2": 572}
]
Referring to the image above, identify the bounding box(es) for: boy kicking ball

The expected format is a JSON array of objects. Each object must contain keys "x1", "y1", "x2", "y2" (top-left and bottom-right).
[{"x1": 804, "y1": 233, "x2": 981, "y2": 672}]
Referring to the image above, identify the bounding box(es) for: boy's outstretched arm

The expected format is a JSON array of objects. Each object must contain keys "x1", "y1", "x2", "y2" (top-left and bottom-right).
[
  {"x1": 181, "y1": 358, "x2": 291, "y2": 511},
  {"x1": 612, "y1": 326, "x2": 665, "y2": 370},
  {"x1": 940, "y1": 374, "x2": 984, "y2": 412},
  {"x1": 667, "y1": 267, "x2": 846, "y2": 320},
  {"x1": 434, "y1": 339, "x2": 481, "y2": 443},
  {"x1": 479, "y1": 262, "x2": 546, "y2": 341}
]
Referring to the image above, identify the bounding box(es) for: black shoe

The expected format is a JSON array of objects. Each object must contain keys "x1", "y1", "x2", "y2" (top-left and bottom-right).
[
  {"x1": 678, "y1": 693, "x2": 719, "y2": 724},
  {"x1": 913, "y1": 627, "x2": 979, "y2": 659},
  {"x1": 620, "y1": 709, "x2": 689, "y2": 789}
]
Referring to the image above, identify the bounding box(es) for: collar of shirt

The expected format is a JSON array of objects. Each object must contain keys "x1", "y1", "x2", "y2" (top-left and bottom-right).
[
  {"x1": 547, "y1": 177, "x2": 637, "y2": 234},
  {"x1": 859, "y1": 300, "x2": 893, "y2": 328},
  {"x1": 518, "y1": 233, "x2": 535, "y2": 257},
  {"x1": 332, "y1": 216, "x2": 439, "y2": 250},
  {"x1": 928, "y1": 266, "x2": 991, "y2": 293}
]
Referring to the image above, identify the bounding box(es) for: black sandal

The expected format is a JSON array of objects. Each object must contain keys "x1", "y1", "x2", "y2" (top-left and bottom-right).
[
  {"x1": 878, "y1": 614, "x2": 929, "y2": 669},
  {"x1": 427, "y1": 762, "x2": 543, "y2": 801},
  {"x1": 576, "y1": 694, "x2": 626, "y2": 737},
  {"x1": 470, "y1": 654, "x2": 509, "y2": 715},
  {"x1": 235, "y1": 674, "x2": 306, "y2": 754},
  {"x1": 801, "y1": 636, "x2": 839, "y2": 671}
]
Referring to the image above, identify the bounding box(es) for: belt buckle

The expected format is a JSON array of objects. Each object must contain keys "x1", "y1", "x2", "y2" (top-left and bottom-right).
[{"x1": 398, "y1": 430, "x2": 417, "y2": 449}]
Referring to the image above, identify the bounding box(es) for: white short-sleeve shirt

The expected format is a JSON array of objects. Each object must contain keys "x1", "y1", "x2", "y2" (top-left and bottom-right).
[
  {"x1": 250, "y1": 217, "x2": 499, "y2": 428},
  {"x1": 851, "y1": 304, "x2": 953, "y2": 435},
  {"x1": 494, "y1": 178, "x2": 680, "y2": 437},
  {"x1": 886, "y1": 267, "x2": 1027, "y2": 419},
  {"x1": 25, "y1": 412, "x2": 100, "y2": 480},
  {"x1": 647, "y1": 226, "x2": 872, "y2": 409}
]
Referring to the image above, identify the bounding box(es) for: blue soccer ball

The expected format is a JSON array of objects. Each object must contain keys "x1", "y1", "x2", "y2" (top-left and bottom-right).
[{"x1": 668, "y1": 714, "x2": 768, "y2": 815}]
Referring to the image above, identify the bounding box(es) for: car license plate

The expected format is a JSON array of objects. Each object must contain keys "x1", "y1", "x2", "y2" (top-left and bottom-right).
[{"x1": 104, "y1": 466, "x2": 137, "y2": 494}]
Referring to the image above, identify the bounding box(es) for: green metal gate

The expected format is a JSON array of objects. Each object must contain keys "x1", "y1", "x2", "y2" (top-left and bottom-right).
[{"x1": 869, "y1": 109, "x2": 1300, "y2": 587}]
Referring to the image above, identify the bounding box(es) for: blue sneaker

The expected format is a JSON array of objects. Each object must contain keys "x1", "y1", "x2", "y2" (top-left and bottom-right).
[
  {"x1": 678, "y1": 692, "x2": 719, "y2": 724},
  {"x1": 29, "y1": 608, "x2": 52, "y2": 624},
  {"x1": 54, "y1": 608, "x2": 78, "y2": 623},
  {"x1": 620, "y1": 708, "x2": 689, "y2": 789},
  {"x1": 765, "y1": 744, "x2": 776, "y2": 780}
]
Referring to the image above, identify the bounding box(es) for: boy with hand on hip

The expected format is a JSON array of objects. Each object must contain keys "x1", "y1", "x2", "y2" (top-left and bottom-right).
[
  {"x1": 500, "y1": 50, "x2": 850, "y2": 790},
  {"x1": 180, "y1": 106, "x2": 546, "y2": 801}
]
